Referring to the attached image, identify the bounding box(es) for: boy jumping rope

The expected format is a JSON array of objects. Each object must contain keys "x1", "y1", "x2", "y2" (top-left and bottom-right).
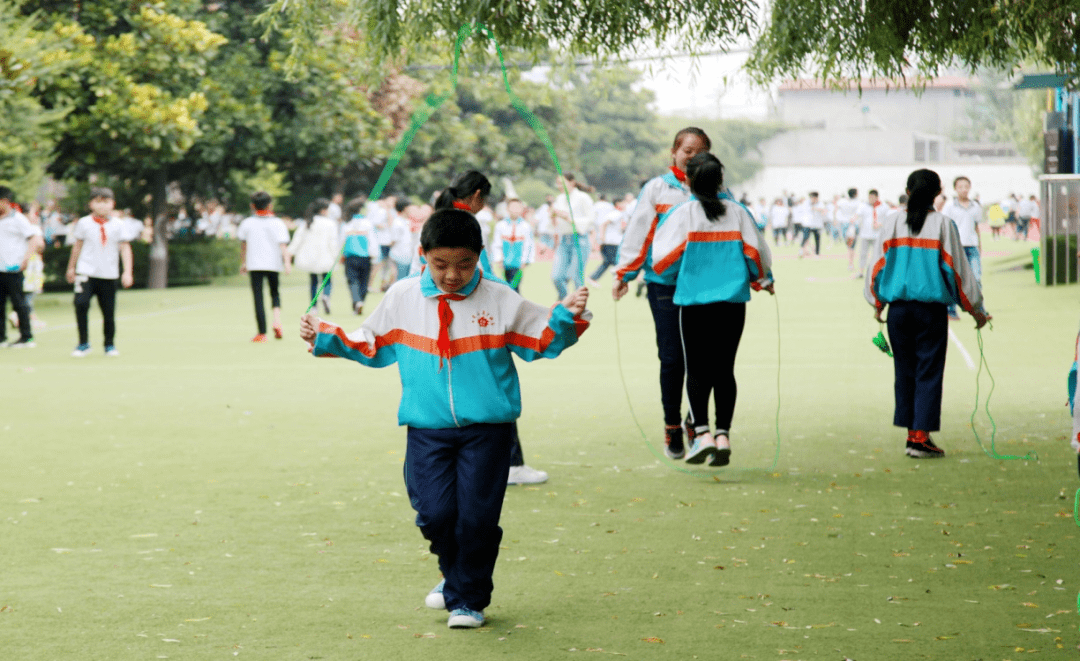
[
  {"x1": 66, "y1": 187, "x2": 134, "y2": 357},
  {"x1": 301, "y1": 209, "x2": 590, "y2": 628}
]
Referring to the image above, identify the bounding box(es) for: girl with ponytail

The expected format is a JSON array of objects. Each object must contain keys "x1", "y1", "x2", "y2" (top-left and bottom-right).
[
  {"x1": 650, "y1": 152, "x2": 775, "y2": 467},
  {"x1": 864, "y1": 168, "x2": 991, "y2": 458}
]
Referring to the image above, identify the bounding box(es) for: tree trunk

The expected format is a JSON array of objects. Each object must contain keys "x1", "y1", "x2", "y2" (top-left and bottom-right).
[{"x1": 148, "y1": 169, "x2": 169, "y2": 289}]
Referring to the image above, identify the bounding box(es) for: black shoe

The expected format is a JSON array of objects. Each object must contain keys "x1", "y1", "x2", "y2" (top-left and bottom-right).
[
  {"x1": 683, "y1": 414, "x2": 698, "y2": 446},
  {"x1": 321, "y1": 295, "x2": 331, "y2": 314},
  {"x1": 907, "y1": 434, "x2": 945, "y2": 458},
  {"x1": 664, "y1": 426, "x2": 684, "y2": 460}
]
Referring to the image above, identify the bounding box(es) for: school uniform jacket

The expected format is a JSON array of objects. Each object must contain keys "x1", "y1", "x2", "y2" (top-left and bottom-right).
[
  {"x1": 614, "y1": 169, "x2": 691, "y2": 286},
  {"x1": 1070, "y1": 329, "x2": 1080, "y2": 453},
  {"x1": 311, "y1": 267, "x2": 591, "y2": 429},
  {"x1": 489, "y1": 218, "x2": 535, "y2": 269},
  {"x1": 864, "y1": 210, "x2": 986, "y2": 314},
  {"x1": 651, "y1": 196, "x2": 774, "y2": 306}
]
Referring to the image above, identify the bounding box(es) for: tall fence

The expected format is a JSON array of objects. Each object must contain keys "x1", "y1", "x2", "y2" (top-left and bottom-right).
[{"x1": 1040, "y1": 174, "x2": 1080, "y2": 285}]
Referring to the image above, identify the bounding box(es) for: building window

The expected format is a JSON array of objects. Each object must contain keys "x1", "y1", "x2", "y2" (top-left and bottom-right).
[
  {"x1": 914, "y1": 140, "x2": 926, "y2": 162},
  {"x1": 928, "y1": 140, "x2": 940, "y2": 163}
]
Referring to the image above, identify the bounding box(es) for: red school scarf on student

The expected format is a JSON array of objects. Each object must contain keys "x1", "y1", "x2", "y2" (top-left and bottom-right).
[
  {"x1": 254, "y1": 209, "x2": 274, "y2": 217},
  {"x1": 670, "y1": 166, "x2": 687, "y2": 183},
  {"x1": 436, "y1": 293, "x2": 467, "y2": 368},
  {"x1": 452, "y1": 201, "x2": 472, "y2": 211},
  {"x1": 91, "y1": 215, "x2": 109, "y2": 246}
]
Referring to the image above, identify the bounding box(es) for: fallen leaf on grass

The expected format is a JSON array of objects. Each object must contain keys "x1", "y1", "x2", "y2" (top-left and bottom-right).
[
  {"x1": 184, "y1": 618, "x2": 210, "y2": 622},
  {"x1": 641, "y1": 637, "x2": 664, "y2": 643},
  {"x1": 1021, "y1": 602, "x2": 1039, "y2": 608},
  {"x1": 413, "y1": 633, "x2": 438, "y2": 638}
]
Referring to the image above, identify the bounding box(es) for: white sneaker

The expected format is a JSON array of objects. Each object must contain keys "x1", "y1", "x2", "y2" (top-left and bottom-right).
[
  {"x1": 447, "y1": 608, "x2": 484, "y2": 629},
  {"x1": 685, "y1": 431, "x2": 717, "y2": 465},
  {"x1": 71, "y1": 343, "x2": 91, "y2": 357},
  {"x1": 425, "y1": 579, "x2": 446, "y2": 610},
  {"x1": 507, "y1": 464, "x2": 548, "y2": 485},
  {"x1": 105, "y1": 346, "x2": 120, "y2": 357}
]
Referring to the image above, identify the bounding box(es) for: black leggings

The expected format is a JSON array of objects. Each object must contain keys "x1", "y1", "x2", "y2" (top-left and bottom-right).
[
  {"x1": 74, "y1": 277, "x2": 118, "y2": 346},
  {"x1": 680, "y1": 301, "x2": 746, "y2": 432},
  {"x1": 646, "y1": 283, "x2": 685, "y2": 426},
  {"x1": 249, "y1": 271, "x2": 281, "y2": 335}
]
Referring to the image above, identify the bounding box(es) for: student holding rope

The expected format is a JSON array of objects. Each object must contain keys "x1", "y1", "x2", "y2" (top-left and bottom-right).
[
  {"x1": 612, "y1": 127, "x2": 711, "y2": 460},
  {"x1": 651, "y1": 152, "x2": 774, "y2": 466},
  {"x1": 865, "y1": 169, "x2": 990, "y2": 458}
]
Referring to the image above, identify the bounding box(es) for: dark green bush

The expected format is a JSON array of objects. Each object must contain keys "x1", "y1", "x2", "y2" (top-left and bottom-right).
[
  {"x1": 43, "y1": 238, "x2": 242, "y2": 291},
  {"x1": 1042, "y1": 234, "x2": 1079, "y2": 285}
]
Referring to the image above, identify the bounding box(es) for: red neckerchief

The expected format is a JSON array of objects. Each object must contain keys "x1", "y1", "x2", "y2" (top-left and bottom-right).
[
  {"x1": 436, "y1": 293, "x2": 467, "y2": 368},
  {"x1": 452, "y1": 201, "x2": 472, "y2": 211},
  {"x1": 670, "y1": 166, "x2": 687, "y2": 183},
  {"x1": 91, "y1": 215, "x2": 109, "y2": 246},
  {"x1": 254, "y1": 209, "x2": 274, "y2": 217}
]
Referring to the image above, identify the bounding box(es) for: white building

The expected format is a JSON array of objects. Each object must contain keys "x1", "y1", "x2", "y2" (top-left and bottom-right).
[{"x1": 739, "y1": 77, "x2": 1039, "y2": 203}]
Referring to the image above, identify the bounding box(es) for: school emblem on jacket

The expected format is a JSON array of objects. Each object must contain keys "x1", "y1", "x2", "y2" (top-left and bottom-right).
[{"x1": 472, "y1": 311, "x2": 494, "y2": 328}]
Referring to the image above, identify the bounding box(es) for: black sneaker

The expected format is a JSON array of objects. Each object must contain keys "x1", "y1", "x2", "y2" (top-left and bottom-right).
[
  {"x1": 683, "y1": 414, "x2": 698, "y2": 446},
  {"x1": 9, "y1": 339, "x2": 35, "y2": 349},
  {"x1": 664, "y1": 426, "x2": 685, "y2": 460},
  {"x1": 907, "y1": 434, "x2": 945, "y2": 458}
]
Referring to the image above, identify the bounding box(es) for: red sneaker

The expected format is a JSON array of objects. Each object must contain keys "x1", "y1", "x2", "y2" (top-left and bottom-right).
[
  {"x1": 251, "y1": 334, "x2": 268, "y2": 343},
  {"x1": 906, "y1": 430, "x2": 945, "y2": 458},
  {"x1": 273, "y1": 326, "x2": 283, "y2": 339}
]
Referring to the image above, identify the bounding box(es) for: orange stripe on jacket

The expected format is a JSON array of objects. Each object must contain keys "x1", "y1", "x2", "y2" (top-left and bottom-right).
[
  {"x1": 614, "y1": 203, "x2": 672, "y2": 280},
  {"x1": 321, "y1": 322, "x2": 580, "y2": 361}
]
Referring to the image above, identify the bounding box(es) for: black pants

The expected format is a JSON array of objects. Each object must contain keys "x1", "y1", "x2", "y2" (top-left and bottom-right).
[
  {"x1": 344, "y1": 256, "x2": 371, "y2": 305},
  {"x1": 0, "y1": 272, "x2": 31, "y2": 343},
  {"x1": 887, "y1": 300, "x2": 947, "y2": 431},
  {"x1": 680, "y1": 301, "x2": 746, "y2": 432},
  {"x1": 404, "y1": 422, "x2": 514, "y2": 612},
  {"x1": 308, "y1": 272, "x2": 331, "y2": 301},
  {"x1": 646, "y1": 283, "x2": 685, "y2": 426},
  {"x1": 801, "y1": 227, "x2": 820, "y2": 254},
  {"x1": 504, "y1": 266, "x2": 521, "y2": 292},
  {"x1": 249, "y1": 271, "x2": 280, "y2": 335},
  {"x1": 74, "y1": 277, "x2": 119, "y2": 346},
  {"x1": 589, "y1": 244, "x2": 619, "y2": 280}
]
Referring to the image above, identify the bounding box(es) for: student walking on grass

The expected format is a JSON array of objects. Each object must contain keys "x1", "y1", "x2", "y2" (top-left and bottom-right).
[
  {"x1": 300, "y1": 208, "x2": 591, "y2": 629},
  {"x1": 0, "y1": 187, "x2": 44, "y2": 349},
  {"x1": 289, "y1": 197, "x2": 340, "y2": 314},
  {"x1": 66, "y1": 187, "x2": 134, "y2": 357},
  {"x1": 651, "y1": 153, "x2": 775, "y2": 466},
  {"x1": 341, "y1": 196, "x2": 379, "y2": 315},
  {"x1": 613, "y1": 127, "x2": 711, "y2": 460},
  {"x1": 238, "y1": 191, "x2": 291, "y2": 343},
  {"x1": 865, "y1": 169, "x2": 990, "y2": 458}
]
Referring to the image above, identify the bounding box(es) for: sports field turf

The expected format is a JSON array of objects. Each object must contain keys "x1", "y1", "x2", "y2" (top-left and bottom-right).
[{"x1": 2, "y1": 238, "x2": 1077, "y2": 660}]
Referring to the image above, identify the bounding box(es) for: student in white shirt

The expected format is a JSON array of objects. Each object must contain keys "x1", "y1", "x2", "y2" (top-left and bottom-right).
[
  {"x1": 1017, "y1": 194, "x2": 1038, "y2": 241},
  {"x1": 835, "y1": 188, "x2": 862, "y2": 271},
  {"x1": 856, "y1": 189, "x2": 884, "y2": 276},
  {"x1": 289, "y1": 197, "x2": 340, "y2": 314},
  {"x1": 798, "y1": 192, "x2": 825, "y2": 257},
  {"x1": 550, "y1": 173, "x2": 594, "y2": 300},
  {"x1": 237, "y1": 191, "x2": 291, "y2": 342},
  {"x1": 588, "y1": 197, "x2": 628, "y2": 285},
  {"x1": 0, "y1": 188, "x2": 44, "y2": 348},
  {"x1": 490, "y1": 199, "x2": 535, "y2": 292},
  {"x1": 534, "y1": 195, "x2": 555, "y2": 250},
  {"x1": 65, "y1": 187, "x2": 134, "y2": 357},
  {"x1": 389, "y1": 198, "x2": 415, "y2": 281},
  {"x1": 767, "y1": 198, "x2": 789, "y2": 245}
]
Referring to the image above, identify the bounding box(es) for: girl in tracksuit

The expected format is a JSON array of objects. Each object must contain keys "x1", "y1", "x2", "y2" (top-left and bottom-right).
[
  {"x1": 651, "y1": 152, "x2": 774, "y2": 466},
  {"x1": 612, "y1": 127, "x2": 711, "y2": 460},
  {"x1": 865, "y1": 169, "x2": 990, "y2": 458}
]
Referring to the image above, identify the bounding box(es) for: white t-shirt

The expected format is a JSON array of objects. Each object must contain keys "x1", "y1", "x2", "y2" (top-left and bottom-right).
[
  {"x1": 535, "y1": 203, "x2": 553, "y2": 236},
  {"x1": 857, "y1": 202, "x2": 877, "y2": 238},
  {"x1": 326, "y1": 201, "x2": 342, "y2": 222},
  {"x1": 0, "y1": 211, "x2": 37, "y2": 272},
  {"x1": 288, "y1": 215, "x2": 339, "y2": 274},
  {"x1": 768, "y1": 204, "x2": 789, "y2": 229},
  {"x1": 835, "y1": 197, "x2": 861, "y2": 228},
  {"x1": 368, "y1": 203, "x2": 391, "y2": 247},
  {"x1": 237, "y1": 214, "x2": 290, "y2": 272},
  {"x1": 599, "y1": 208, "x2": 627, "y2": 245},
  {"x1": 389, "y1": 216, "x2": 414, "y2": 265},
  {"x1": 804, "y1": 201, "x2": 825, "y2": 229},
  {"x1": 1018, "y1": 198, "x2": 1039, "y2": 218},
  {"x1": 72, "y1": 215, "x2": 130, "y2": 279},
  {"x1": 792, "y1": 201, "x2": 813, "y2": 228},
  {"x1": 551, "y1": 187, "x2": 595, "y2": 234},
  {"x1": 942, "y1": 199, "x2": 982, "y2": 247}
]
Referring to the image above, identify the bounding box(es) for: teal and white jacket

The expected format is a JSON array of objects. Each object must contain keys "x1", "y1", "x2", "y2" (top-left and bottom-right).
[
  {"x1": 489, "y1": 217, "x2": 535, "y2": 269},
  {"x1": 341, "y1": 214, "x2": 378, "y2": 260},
  {"x1": 651, "y1": 195, "x2": 774, "y2": 305},
  {"x1": 863, "y1": 210, "x2": 986, "y2": 315},
  {"x1": 311, "y1": 267, "x2": 591, "y2": 429},
  {"x1": 614, "y1": 168, "x2": 691, "y2": 286},
  {"x1": 1070, "y1": 328, "x2": 1080, "y2": 453}
]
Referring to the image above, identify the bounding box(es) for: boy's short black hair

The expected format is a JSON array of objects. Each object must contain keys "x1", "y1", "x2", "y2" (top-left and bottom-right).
[
  {"x1": 90, "y1": 186, "x2": 115, "y2": 200},
  {"x1": 0, "y1": 186, "x2": 12, "y2": 202},
  {"x1": 420, "y1": 209, "x2": 483, "y2": 255},
  {"x1": 394, "y1": 198, "x2": 410, "y2": 214},
  {"x1": 868, "y1": 188, "x2": 879, "y2": 197},
  {"x1": 251, "y1": 191, "x2": 272, "y2": 211}
]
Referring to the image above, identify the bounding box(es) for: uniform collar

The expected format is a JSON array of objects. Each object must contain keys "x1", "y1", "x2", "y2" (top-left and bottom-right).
[{"x1": 420, "y1": 265, "x2": 481, "y2": 298}]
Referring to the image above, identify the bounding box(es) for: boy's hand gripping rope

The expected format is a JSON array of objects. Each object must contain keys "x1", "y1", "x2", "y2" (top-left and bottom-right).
[{"x1": 306, "y1": 22, "x2": 583, "y2": 313}]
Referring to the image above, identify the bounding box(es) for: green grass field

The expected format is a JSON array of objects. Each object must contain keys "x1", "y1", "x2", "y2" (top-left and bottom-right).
[{"x1": 3, "y1": 238, "x2": 1078, "y2": 660}]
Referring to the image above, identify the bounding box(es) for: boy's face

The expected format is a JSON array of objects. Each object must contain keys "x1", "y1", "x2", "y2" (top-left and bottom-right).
[
  {"x1": 507, "y1": 200, "x2": 524, "y2": 218},
  {"x1": 954, "y1": 179, "x2": 971, "y2": 199},
  {"x1": 423, "y1": 247, "x2": 479, "y2": 293},
  {"x1": 90, "y1": 196, "x2": 115, "y2": 216}
]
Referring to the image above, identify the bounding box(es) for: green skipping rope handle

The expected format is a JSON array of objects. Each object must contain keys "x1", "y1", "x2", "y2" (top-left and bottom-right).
[
  {"x1": 306, "y1": 22, "x2": 583, "y2": 314},
  {"x1": 969, "y1": 327, "x2": 1038, "y2": 462},
  {"x1": 611, "y1": 291, "x2": 781, "y2": 478}
]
